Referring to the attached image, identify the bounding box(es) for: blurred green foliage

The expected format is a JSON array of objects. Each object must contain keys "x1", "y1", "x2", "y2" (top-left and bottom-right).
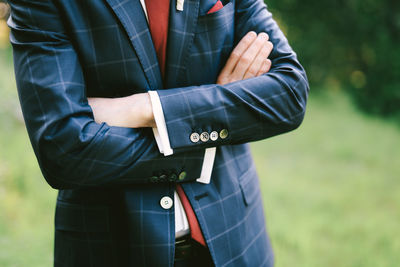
[
  {"x1": 0, "y1": 48, "x2": 56, "y2": 266},
  {"x1": 0, "y1": 3, "x2": 10, "y2": 48},
  {"x1": 267, "y1": 0, "x2": 400, "y2": 119}
]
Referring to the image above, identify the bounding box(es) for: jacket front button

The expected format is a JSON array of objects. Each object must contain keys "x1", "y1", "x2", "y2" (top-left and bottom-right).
[{"x1": 160, "y1": 196, "x2": 173, "y2": 209}]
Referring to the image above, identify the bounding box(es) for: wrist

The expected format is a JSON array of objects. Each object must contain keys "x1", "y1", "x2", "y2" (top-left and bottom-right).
[
  {"x1": 142, "y1": 93, "x2": 156, "y2": 128},
  {"x1": 130, "y1": 93, "x2": 155, "y2": 128}
]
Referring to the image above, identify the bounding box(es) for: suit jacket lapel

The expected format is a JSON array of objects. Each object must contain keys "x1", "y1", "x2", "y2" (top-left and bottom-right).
[
  {"x1": 165, "y1": 0, "x2": 200, "y2": 88},
  {"x1": 104, "y1": 0, "x2": 163, "y2": 90}
]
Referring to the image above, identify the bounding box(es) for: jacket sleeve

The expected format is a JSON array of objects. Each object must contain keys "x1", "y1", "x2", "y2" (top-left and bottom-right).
[
  {"x1": 8, "y1": 0, "x2": 204, "y2": 189},
  {"x1": 157, "y1": 0, "x2": 309, "y2": 151}
]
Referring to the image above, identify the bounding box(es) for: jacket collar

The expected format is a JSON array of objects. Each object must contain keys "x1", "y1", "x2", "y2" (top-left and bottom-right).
[{"x1": 104, "y1": 0, "x2": 163, "y2": 90}]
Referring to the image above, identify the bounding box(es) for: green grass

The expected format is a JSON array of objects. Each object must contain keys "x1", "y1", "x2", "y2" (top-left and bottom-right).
[
  {"x1": 252, "y1": 91, "x2": 400, "y2": 267},
  {"x1": 1, "y1": 46, "x2": 400, "y2": 266}
]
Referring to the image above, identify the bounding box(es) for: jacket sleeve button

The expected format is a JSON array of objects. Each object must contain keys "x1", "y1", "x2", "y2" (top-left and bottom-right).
[
  {"x1": 190, "y1": 132, "x2": 200, "y2": 143},
  {"x1": 159, "y1": 174, "x2": 167, "y2": 182},
  {"x1": 200, "y1": 132, "x2": 210, "y2": 142},
  {"x1": 169, "y1": 173, "x2": 178, "y2": 182},
  {"x1": 219, "y1": 129, "x2": 228, "y2": 139},
  {"x1": 210, "y1": 131, "x2": 219, "y2": 141},
  {"x1": 178, "y1": 171, "x2": 187, "y2": 181}
]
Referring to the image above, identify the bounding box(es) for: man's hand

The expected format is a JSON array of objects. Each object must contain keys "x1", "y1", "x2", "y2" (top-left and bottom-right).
[
  {"x1": 217, "y1": 31, "x2": 273, "y2": 85},
  {"x1": 88, "y1": 93, "x2": 156, "y2": 128}
]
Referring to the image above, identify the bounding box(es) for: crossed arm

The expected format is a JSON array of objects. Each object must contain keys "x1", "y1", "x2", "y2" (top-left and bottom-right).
[
  {"x1": 9, "y1": 0, "x2": 308, "y2": 189},
  {"x1": 88, "y1": 31, "x2": 274, "y2": 129}
]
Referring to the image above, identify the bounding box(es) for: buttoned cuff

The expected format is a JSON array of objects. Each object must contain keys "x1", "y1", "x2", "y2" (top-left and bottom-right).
[
  {"x1": 148, "y1": 91, "x2": 173, "y2": 156},
  {"x1": 149, "y1": 91, "x2": 216, "y2": 184}
]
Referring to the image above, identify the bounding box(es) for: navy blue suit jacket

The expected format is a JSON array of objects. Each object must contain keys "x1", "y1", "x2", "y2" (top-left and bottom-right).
[{"x1": 8, "y1": 0, "x2": 309, "y2": 266}]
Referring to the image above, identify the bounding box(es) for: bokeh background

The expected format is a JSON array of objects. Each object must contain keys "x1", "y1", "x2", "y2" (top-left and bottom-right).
[{"x1": 1, "y1": 1, "x2": 399, "y2": 266}]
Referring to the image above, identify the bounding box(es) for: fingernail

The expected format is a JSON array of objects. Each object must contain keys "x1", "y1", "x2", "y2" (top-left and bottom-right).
[
  {"x1": 258, "y1": 32, "x2": 269, "y2": 40},
  {"x1": 247, "y1": 31, "x2": 257, "y2": 39}
]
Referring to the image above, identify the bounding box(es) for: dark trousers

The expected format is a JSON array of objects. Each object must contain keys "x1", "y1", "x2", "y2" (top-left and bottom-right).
[{"x1": 174, "y1": 237, "x2": 214, "y2": 267}]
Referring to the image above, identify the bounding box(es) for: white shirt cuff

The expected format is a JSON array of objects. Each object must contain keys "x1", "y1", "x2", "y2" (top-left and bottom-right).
[
  {"x1": 196, "y1": 147, "x2": 216, "y2": 184},
  {"x1": 148, "y1": 91, "x2": 173, "y2": 156}
]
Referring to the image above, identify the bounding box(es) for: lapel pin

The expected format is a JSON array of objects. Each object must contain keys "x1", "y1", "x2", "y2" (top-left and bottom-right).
[{"x1": 176, "y1": 0, "x2": 184, "y2": 11}]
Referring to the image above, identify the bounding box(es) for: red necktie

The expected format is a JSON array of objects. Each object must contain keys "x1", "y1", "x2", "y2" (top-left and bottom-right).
[
  {"x1": 144, "y1": 0, "x2": 170, "y2": 78},
  {"x1": 144, "y1": 0, "x2": 207, "y2": 247},
  {"x1": 176, "y1": 184, "x2": 207, "y2": 246}
]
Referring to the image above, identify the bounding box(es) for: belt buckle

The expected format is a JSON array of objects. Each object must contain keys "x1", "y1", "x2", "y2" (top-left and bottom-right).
[{"x1": 175, "y1": 235, "x2": 192, "y2": 260}]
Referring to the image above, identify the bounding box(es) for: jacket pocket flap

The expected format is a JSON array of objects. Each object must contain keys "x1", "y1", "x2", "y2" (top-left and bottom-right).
[{"x1": 239, "y1": 169, "x2": 259, "y2": 206}]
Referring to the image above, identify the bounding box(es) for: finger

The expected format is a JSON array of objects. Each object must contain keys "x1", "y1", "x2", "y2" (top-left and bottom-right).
[
  {"x1": 218, "y1": 31, "x2": 257, "y2": 80},
  {"x1": 243, "y1": 40, "x2": 273, "y2": 79},
  {"x1": 265, "y1": 59, "x2": 272, "y2": 73},
  {"x1": 232, "y1": 32, "x2": 269, "y2": 80},
  {"x1": 256, "y1": 61, "x2": 268, "y2": 77},
  {"x1": 249, "y1": 40, "x2": 273, "y2": 78},
  {"x1": 257, "y1": 59, "x2": 272, "y2": 76}
]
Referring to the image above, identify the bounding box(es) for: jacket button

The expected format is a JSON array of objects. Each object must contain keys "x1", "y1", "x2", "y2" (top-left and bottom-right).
[
  {"x1": 169, "y1": 173, "x2": 178, "y2": 182},
  {"x1": 160, "y1": 196, "x2": 173, "y2": 209},
  {"x1": 190, "y1": 132, "x2": 200, "y2": 143},
  {"x1": 159, "y1": 174, "x2": 167, "y2": 182},
  {"x1": 210, "y1": 131, "x2": 218, "y2": 141},
  {"x1": 219, "y1": 129, "x2": 228, "y2": 139},
  {"x1": 179, "y1": 171, "x2": 187, "y2": 181},
  {"x1": 200, "y1": 132, "x2": 209, "y2": 142}
]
